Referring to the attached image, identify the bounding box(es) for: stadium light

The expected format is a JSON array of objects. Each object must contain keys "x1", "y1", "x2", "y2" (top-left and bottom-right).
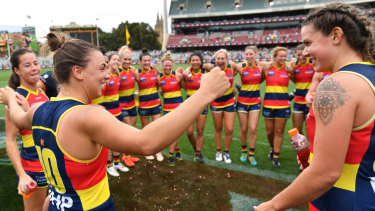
[
  {"x1": 179, "y1": 3, "x2": 185, "y2": 11},
  {"x1": 206, "y1": 1, "x2": 212, "y2": 9},
  {"x1": 269, "y1": 0, "x2": 274, "y2": 6},
  {"x1": 234, "y1": 0, "x2": 240, "y2": 7}
]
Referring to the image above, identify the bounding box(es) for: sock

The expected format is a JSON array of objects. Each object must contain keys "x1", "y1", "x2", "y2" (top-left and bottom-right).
[
  {"x1": 249, "y1": 148, "x2": 255, "y2": 156},
  {"x1": 168, "y1": 152, "x2": 173, "y2": 158},
  {"x1": 124, "y1": 153, "x2": 130, "y2": 158},
  {"x1": 107, "y1": 160, "x2": 113, "y2": 167},
  {"x1": 216, "y1": 148, "x2": 222, "y2": 153},
  {"x1": 113, "y1": 155, "x2": 120, "y2": 165},
  {"x1": 273, "y1": 152, "x2": 280, "y2": 159},
  {"x1": 195, "y1": 150, "x2": 201, "y2": 155},
  {"x1": 241, "y1": 145, "x2": 247, "y2": 154},
  {"x1": 224, "y1": 150, "x2": 229, "y2": 155},
  {"x1": 176, "y1": 148, "x2": 181, "y2": 154}
]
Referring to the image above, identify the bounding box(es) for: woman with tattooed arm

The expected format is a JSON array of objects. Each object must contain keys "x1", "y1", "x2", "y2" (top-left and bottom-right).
[{"x1": 255, "y1": 3, "x2": 375, "y2": 210}]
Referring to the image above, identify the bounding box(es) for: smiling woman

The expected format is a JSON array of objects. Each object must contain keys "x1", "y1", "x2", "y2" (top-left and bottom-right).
[{"x1": 255, "y1": 3, "x2": 375, "y2": 210}]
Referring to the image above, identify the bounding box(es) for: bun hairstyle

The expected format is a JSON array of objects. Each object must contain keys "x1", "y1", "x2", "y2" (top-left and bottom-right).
[
  {"x1": 139, "y1": 47, "x2": 151, "y2": 61},
  {"x1": 43, "y1": 32, "x2": 99, "y2": 84},
  {"x1": 119, "y1": 45, "x2": 131, "y2": 58},
  {"x1": 8, "y1": 48, "x2": 35, "y2": 89},
  {"x1": 303, "y1": 3, "x2": 375, "y2": 63},
  {"x1": 161, "y1": 51, "x2": 174, "y2": 63}
]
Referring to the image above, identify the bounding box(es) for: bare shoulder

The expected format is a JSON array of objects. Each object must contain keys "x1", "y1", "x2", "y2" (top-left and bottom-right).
[{"x1": 314, "y1": 73, "x2": 366, "y2": 127}]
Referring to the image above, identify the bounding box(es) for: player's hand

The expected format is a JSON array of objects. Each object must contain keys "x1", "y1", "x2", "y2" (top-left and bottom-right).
[
  {"x1": 0, "y1": 86, "x2": 16, "y2": 105},
  {"x1": 199, "y1": 67, "x2": 230, "y2": 101}
]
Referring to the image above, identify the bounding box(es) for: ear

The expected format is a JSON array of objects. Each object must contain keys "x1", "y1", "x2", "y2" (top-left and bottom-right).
[
  {"x1": 330, "y1": 27, "x2": 344, "y2": 45},
  {"x1": 71, "y1": 65, "x2": 84, "y2": 81},
  {"x1": 13, "y1": 68, "x2": 20, "y2": 76}
]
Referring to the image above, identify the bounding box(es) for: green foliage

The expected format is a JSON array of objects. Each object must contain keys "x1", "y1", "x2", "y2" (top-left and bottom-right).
[{"x1": 99, "y1": 21, "x2": 161, "y2": 51}]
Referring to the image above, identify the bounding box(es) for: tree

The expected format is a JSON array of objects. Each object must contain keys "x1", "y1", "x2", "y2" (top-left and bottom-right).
[{"x1": 99, "y1": 21, "x2": 161, "y2": 51}]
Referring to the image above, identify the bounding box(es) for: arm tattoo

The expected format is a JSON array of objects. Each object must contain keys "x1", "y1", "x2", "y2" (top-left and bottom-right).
[{"x1": 314, "y1": 77, "x2": 351, "y2": 126}]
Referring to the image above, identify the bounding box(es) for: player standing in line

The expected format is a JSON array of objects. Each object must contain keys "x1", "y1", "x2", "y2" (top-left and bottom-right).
[
  {"x1": 158, "y1": 52, "x2": 185, "y2": 166},
  {"x1": 261, "y1": 46, "x2": 293, "y2": 168},
  {"x1": 137, "y1": 49, "x2": 164, "y2": 161},
  {"x1": 209, "y1": 49, "x2": 241, "y2": 164},
  {"x1": 118, "y1": 46, "x2": 141, "y2": 167},
  {"x1": 235, "y1": 46, "x2": 265, "y2": 166}
]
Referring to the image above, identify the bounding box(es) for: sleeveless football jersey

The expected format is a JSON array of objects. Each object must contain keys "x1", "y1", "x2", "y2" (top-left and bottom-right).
[
  {"x1": 138, "y1": 68, "x2": 161, "y2": 108},
  {"x1": 118, "y1": 67, "x2": 136, "y2": 109},
  {"x1": 16, "y1": 86, "x2": 49, "y2": 172},
  {"x1": 32, "y1": 98, "x2": 114, "y2": 210},
  {"x1": 160, "y1": 71, "x2": 183, "y2": 111},
  {"x1": 237, "y1": 62, "x2": 262, "y2": 105},
  {"x1": 294, "y1": 60, "x2": 314, "y2": 104},
  {"x1": 263, "y1": 65, "x2": 290, "y2": 109},
  {"x1": 100, "y1": 73, "x2": 121, "y2": 118},
  {"x1": 308, "y1": 63, "x2": 375, "y2": 210}
]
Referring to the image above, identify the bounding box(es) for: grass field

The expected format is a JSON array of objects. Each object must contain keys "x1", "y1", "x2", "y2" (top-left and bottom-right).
[{"x1": 0, "y1": 64, "x2": 308, "y2": 210}]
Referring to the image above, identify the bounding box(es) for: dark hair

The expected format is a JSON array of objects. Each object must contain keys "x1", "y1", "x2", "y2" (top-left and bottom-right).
[
  {"x1": 189, "y1": 52, "x2": 204, "y2": 69},
  {"x1": 139, "y1": 48, "x2": 151, "y2": 61},
  {"x1": 303, "y1": 3, "x2": 375, "y2": 62},
  {"x1": 43, "y1": 32, "x2": 100, "y2": 84},
  {"x1": 99, "y1": 46, "x2": 107, "y2": 55},
  {"x1": 8, "y1": 48, "x2": 34, "y2": 89},
  {"x1": 107, "y1": 53, "x2": 119, "y2": 61}
]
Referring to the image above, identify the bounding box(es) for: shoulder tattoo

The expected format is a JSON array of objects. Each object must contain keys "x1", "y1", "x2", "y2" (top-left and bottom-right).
[{"x1": 314, "y1": 77, "x2": 351, "y2": 126}]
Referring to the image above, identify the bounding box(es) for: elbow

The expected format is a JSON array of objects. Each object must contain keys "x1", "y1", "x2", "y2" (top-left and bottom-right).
[{"x1": 324, "y1": 171, "x2": 341, "y2": 186}]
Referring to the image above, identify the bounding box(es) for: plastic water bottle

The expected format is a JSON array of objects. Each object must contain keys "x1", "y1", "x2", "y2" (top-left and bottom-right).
[
  {"x1": 234, "y1": 82, "x2": 241, "y2": 92},
  {"x1": 23, "y1": 180, "x2": 37, "y2": 199},
  {"x1": 288, "y1": 128, "x2": 310, "y2": 170}
]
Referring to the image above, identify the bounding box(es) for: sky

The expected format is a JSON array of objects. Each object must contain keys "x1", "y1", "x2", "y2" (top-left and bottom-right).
[{"x1": 1, "y1": 0, "x2": 171, "y2": 40}]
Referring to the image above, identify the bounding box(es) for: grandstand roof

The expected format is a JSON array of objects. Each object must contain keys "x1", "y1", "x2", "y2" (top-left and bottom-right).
[{"x1": 169, "y1": 0, "x2": 375, "y2": 19}]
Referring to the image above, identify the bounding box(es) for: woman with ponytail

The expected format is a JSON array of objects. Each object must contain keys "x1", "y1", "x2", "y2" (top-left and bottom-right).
[
  {"x1": 6, "y1": 48, "x2": 49, "y2": 210},
  {"x1": 255, "y1": 3, "x2": 375, "y2": 210}
]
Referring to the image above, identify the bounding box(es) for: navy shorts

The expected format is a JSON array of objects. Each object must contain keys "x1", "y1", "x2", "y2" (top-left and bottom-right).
[
  {"x1": 236, "y1": 102, "x2": 261, "y2": 113},
  {"x1": 17, "y1": 170, "x2": 48, "y2": 188},
  {"x1": 122, "y1": 107, "x2": 138, "y2": 117},
  {"x1": 138, "y1": 105, "x2": 162, "y2": 116},
  {"x1": 293, "y1": 103, "x2": 309, "y2": 115},
  {"x1": 262, "y1": 107, "x2": 291, "y2": 119},
  {"x1": 210, "y1": 104, "x2": 236, "y2": 113}
]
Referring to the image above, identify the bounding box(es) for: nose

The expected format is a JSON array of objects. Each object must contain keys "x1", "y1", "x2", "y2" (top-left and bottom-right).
[
  {"x1": 104, "y1": 69, "x2": 110, "y2": 80},
  {"x1": 302, "y1": 47, "x2": 309, "y2": 57}
]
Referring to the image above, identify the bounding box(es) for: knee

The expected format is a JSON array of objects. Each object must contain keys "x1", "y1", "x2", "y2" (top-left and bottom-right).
[{"x1": 225, "y1": 128, "x2": 234, "y2": 136}]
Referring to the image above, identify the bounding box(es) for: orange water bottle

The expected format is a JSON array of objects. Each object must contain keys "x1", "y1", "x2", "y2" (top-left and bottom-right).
[
  {"x1": 288, "y1": 128, "x2": 310, "y2": 170},
  {"x1": 23, "y1": 180, "x2": 37, "y2": 199}
]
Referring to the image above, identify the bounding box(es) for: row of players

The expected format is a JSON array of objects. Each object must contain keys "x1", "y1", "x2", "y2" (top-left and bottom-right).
[{"x1": 38, "y1": 43, "x2": 322, "y2": 175}]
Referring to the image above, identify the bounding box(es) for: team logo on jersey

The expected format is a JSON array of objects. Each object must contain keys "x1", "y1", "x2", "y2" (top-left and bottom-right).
[
  {"x1": 242, "y1": 72, "x2": 249, "y2": 77},
  {"x1": 306, "y1": 68, "x2": 314, "y2": 74},
  {"x1": 160, "y1": 80, "x2": 166, "y2": 85},
  {"x1": 188, "y1": 78, "x2": 193, "y2": 83},
  {"x1": 151, "y1": 75, "x2": 156, "y2": 80},
  {"x1": 254, "y1": 71, "x2": 261, "y2": 77},
  {"x1": 140, "y1": 77, "x2": 146, "y2": 82},
  {"x1": 40, "y1": 139, "x2": 45, "y2": 146},
  {"x1": 172, "y1": 79, "x2": 177, "y2": 82},
  {"x1": 268, "y1": 71, "x2": 274, "y2": 77},
  {"x1": 43, "y1": 74, "x2": 49, "y2": 79},
  {"x1": 295, "y1": 69, "x2": 300, "y2": 75},
  {"x1": 281, "y1": 72, "x2": 289, "y2": 78},
  {"x1": 121, "y1": 76, "x2": 128, "y2": 82},
  {"x1": 109, "y1": 80, "x2": 115, "y2": 87}
]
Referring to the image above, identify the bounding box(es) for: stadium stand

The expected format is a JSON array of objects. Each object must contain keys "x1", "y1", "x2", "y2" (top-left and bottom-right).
[{"x1": 167, "y1": 0, "x2": 375, "y2": 52}]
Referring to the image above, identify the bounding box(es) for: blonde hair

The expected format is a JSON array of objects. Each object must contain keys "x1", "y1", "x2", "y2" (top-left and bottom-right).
[
  {"x1": 215, "y1": 48, "x2": 228, "y2": 59},
  {"x1": 244, "y1": 46, "x2": 258, "y2": 55},
  {"x1": 272, "y1": 46, "x2": 288, "y2": 58},
  {"x1": 119, "y1": 46, "x2": 131, "y2": 58},
  {"x1": 161, "y1": 51, "x2": 174, "y2": 63}
]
